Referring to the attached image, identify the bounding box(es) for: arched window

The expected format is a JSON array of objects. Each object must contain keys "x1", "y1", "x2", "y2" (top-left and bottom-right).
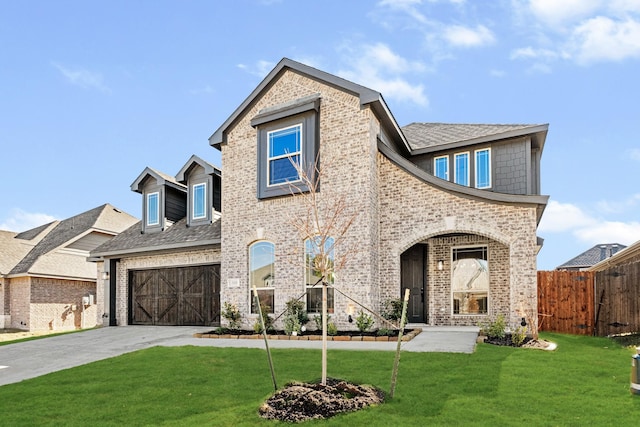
[
  {"x1": 249, "y1": 241, "x2": 275, "y2": 313},
  {"x1": 305, "y1": 236, "x2": 334, "y2": 313}
]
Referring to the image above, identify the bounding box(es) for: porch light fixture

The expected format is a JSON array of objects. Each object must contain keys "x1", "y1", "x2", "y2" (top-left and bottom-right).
[
  {"x1": 437, "y1": 260, "x2": 444, "y2": 271},
  {"x1": 346, "y1": 303, "x2": 355, "y2": 323},
  {"x1": 101, "y1": 271, "x2": 109, "y2": 281}
]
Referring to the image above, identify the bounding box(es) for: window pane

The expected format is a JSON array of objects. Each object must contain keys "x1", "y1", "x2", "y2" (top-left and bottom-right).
[
  {"x1": 475, "y1": 149, "x2": 491, "y2": 189},
  {"x1": 452, "y1": 247, "x2": 488, "y2": 315},
  {"x1": 269, "y1": 126, "x2": 301, "y2": 157},
  {"x1": 306, "y1": 287, "x2": 335, "y2": 314},
  {"x1": 434, "y1": 156, "x2": 448, "y2": 180},
  {"x1": 147, "y1": 193, "x2": 159, "y2": 226},
  {"x1": 193, "y1": 183, "x2": 206, "y2": 219},
  {"x1": 269, "y1": 155, "x2": 300, "y2": 185},
  {"x1": 250, "y1": 241, "x2": 275, "y2": 289},
  {"x1": 251, "y1": 289, "x2": 274, "y2": 314},
  {"x1": 454, "y1": 153, "x2": 469, "y2": 186}
]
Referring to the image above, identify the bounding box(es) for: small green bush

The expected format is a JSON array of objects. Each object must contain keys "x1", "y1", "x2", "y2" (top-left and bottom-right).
[
  {"x1": 283, "y1": 298, "x2": 309, "y2": 335},
  {"x1": 377, "y1": 328, "x2": 394, "y2": 336},
  {"x1": 382, "y1": 298, "x2": 403, "y2": 322},
  {"x1": 221, "y1": 302, "x2": 242, "y2": 330},
  {"x1": 327, "y1": 322, "x2": 338, "y2": 336},
  {"x1": 313, "y1": 314, "x2": 331, "y2": 331},
  {"x1": 356, "y1": 310, "x2": 374, "y2": 332},
  {"x1": 253, "y1": 305, "x2": 273, "y2": 333},
  {"x1": 479, "y1": 314, "x2": 506, "y2": 339},
  {"x1": 511, "y1": 325, "x2": 528, "y2": 347}
]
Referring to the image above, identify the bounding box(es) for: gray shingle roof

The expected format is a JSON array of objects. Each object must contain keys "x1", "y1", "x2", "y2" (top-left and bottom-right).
[
  {"x1": 8, "y1": 204, "x2": 138, "y2": 276},
  {"x1": 401, "y1": 123, "x2": 545, "y2": 151},
  {"x1": 556, "y1": 243, "x2": 627, "y2": 270},
  {"x1": 90, "y1": 216, "x2": 221, "y2": 258}
]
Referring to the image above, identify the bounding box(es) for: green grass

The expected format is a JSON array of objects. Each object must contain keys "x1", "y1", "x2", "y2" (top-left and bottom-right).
[{"x1": 1, "y1": 333, "x2": 639, "y2": 426}]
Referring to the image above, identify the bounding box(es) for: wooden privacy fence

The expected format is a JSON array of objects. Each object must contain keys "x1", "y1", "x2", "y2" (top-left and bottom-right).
[
  {"x1": 537, "y1": 271, "x2": 595, "y2": 335},
  {"x1": 538, "y1": 263, "x2": 640, "y2": 336},
  {"x1": 594, "y1": 263, "x2": 640, "y2": 336}
]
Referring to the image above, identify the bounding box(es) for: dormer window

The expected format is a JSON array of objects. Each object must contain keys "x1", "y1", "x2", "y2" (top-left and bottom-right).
[
  {"x1": 147, "y1": 192, "x2": 160, "y2": 226},
  {"x1": 192, "y1": 183, "x2": 207, "y2": 220}
]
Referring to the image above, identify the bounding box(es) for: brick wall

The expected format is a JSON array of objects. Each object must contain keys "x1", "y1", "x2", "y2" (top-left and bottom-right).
[
  {"x1": 114, "y1": 248, "x2": 221, "y2": 326},
  {"x1": 219, "y1": 70, "x2": 380, "y2": 330},
  {"x1": 377, "y1": 153, "x2": 539, "y2": 329},
  {"x1": 30, "y1": 277, "x2": 96, "y2": 331},
  {"x1": 9, "y1": 277, "x2": 30, "y2": 330}
]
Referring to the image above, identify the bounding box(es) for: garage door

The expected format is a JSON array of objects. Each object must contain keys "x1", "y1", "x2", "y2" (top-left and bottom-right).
[{"x1": 129, "y1": 265, "x2": 220, "y2": 326}]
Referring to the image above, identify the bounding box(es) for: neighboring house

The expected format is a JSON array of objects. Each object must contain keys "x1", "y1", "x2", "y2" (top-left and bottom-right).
[
  {"x1": 589, "y1": 241, "x2": 640, "y2": 272},
  {"x1": 91, "y1": 58, "x2": 549, "y2": 330},
  {"x1": 90, "y1": 155, "x2": 222, "y2": 327},
  {"x1": 556, "y1": 243, "x2": 626, "y2": 271},
  {"x1": 0, "y1": 204, "x2": 137, "y2": 331}
]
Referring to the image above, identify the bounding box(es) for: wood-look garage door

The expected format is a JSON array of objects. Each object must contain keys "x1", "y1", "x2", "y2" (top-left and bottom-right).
[{"x1": 129, "y1": 265, "x2": 220, "y2": 326}]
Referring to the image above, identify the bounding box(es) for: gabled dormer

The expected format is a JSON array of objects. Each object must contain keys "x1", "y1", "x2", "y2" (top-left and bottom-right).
[
  {"x1": 130, "y1": 167, "x2": 187, "y2": 234},
  {"x1": 176, "y1": 155, "x2": 222, "y2": 227}
]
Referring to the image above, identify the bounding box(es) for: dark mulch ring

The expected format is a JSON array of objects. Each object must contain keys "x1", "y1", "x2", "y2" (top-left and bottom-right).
[
  {"x1": 259, "y1": 378, "x2": 385, "y2": 423},
  {"x1": 610, "y1": 332, "x2": 640, "y2": 348},
  {"x1": 483, "y1": 333, "x2": 533, "y2": 347}
]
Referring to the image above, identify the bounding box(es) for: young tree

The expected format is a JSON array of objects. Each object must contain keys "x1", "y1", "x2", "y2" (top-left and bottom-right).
[{"x1": 287, "y1": 156, "x2": 358, "y2": 385}]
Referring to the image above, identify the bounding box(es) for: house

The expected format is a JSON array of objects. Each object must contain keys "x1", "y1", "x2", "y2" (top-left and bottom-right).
[
  {"x1": 0, "y1": 204, "x2": 137, "y2": 331},
  {"x1": 589, "y1": 242, "x2": 639, "y2": 271},
  {"x1": 556, "y1": 243, "x2": 626, "y2": 271},
  {"x1": 89, "y1": 155, "x2": 222, "y2": 326},
  {"x1": 91, "y1": 58, "x2": 549, "y2": 330}
]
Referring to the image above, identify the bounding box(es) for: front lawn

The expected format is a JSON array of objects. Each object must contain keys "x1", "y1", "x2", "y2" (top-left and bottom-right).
[{"x1": 0, "y1": 333, "x2": 638, "y2": 426}]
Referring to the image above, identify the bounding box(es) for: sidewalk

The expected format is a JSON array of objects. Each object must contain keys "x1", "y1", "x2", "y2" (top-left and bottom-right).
[{"x1": 0, "y1": 325, "x2": 478, "y2": 386}]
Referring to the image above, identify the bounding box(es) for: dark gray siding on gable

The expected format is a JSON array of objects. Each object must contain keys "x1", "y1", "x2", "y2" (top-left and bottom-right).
[
  {"x1": 166, "y1": 187, "x2": 187, "y2": 223},
  {"x1": 492, "y1": 139, "x2": 528, "y2": 195}
]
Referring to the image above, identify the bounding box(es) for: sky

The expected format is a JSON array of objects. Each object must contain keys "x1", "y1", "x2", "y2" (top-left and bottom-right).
[{"x1": 1, "y1": 0, "x2": 639, "y2": 271}]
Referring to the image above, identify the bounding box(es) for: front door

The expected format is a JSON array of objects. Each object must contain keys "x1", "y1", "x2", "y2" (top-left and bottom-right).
[{"x1": 401, "y1": 244, "x2": 427, "y2": 323}]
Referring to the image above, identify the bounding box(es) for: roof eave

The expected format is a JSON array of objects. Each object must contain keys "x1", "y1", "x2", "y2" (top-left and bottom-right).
[{"x1": 90, "y1": 239, "x2": 222, "y2": 260}]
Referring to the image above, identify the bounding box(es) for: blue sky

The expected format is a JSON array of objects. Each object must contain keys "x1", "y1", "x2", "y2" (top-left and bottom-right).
[{"x1": 1, "y1": 0, "x2": 639, "y2": 270}]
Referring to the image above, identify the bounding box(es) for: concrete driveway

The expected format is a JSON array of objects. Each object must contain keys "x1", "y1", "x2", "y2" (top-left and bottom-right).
[{"x1": 0, "y1": 325, "x2": 478, "y2": 387}]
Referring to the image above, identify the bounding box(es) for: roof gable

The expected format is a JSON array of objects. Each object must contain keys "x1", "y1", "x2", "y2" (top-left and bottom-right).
[
  {"x1": 208, "y1": 57, "x2": 409, "y2": 152},
  {"x1": 175, "y1": 154, "x2": 221, "y2": 184},
  {"x1": 556, "y1": 243, "x2": 626, "y2": 270},
  {"x1": 130, "y1": 167, "x2": 186, "y2": 193}
]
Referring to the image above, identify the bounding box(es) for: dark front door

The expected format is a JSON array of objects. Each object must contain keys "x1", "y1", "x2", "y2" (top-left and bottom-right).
[
  {"x1": 401, "y1": 244, "x2": 427, "y2": 323},
  {"x1": 129, "y1": 265, "x2": 220, "y2": 326}
]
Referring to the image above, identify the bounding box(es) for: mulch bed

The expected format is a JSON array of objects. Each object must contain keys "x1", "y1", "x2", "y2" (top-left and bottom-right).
[{"x1": 259, "y1": 378, "x2": 385, "y2": 422}]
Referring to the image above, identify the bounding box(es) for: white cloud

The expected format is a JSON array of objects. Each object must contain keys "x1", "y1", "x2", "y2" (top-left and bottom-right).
[
  {"x1": 0, "y1": 209, "x2": 57, "y2": 233},
  {"x1": 570, "y1": 16, "x2": 640, "y2": 64},
  {"x1": 510, "y1": 46, "x2": 563, "y2": 60},
  {"x1": 237, "y1": 60, "x2": 276, "y2": 78},
  {"x1": 52, "y1": 62, "x2": 110, "y2": 93},
  {"x1": 629, "y1": 148, "x2": 640, "y2": 161},
  {"x1": 443, "y1": 24, "x2": 496, "y2": 47},
  {"x1": 528, "y1": 0, "x2": 602, "y2": 27},
  {"x1": 337, "y1": 43, "x2": 429, "y2": 106},
  {"x1": 539, "y1": 200, "x2": 640, "y2": 246},
  {"x1": 596, "y1": 193, "x2": 640, "y2": 214},
  {"x1": 377, "y1": 0, "x2": 428, "y2": 23}
]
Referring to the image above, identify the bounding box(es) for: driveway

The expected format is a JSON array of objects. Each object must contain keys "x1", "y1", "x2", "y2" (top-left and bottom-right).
[{"x1": 0, "y1": 326, "x2": 478, "y2": 387}]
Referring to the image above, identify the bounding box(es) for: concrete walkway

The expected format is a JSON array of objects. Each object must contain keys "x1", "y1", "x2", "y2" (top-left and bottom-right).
[{"x1": 0, "y1": 325, "x2": 478, "y2": 387}]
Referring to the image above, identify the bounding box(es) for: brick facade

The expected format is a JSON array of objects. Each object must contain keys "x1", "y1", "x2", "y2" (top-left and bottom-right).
[{"x1": 218, "y1": 68, "x2": 540, "y2": 331}]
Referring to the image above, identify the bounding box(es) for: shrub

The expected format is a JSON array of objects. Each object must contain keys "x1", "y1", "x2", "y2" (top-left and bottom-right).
[
  {"x1": 283, "y1": 298, "x2": 309, "y2": 335},
  {"x1": 511, "y1": 325, "x2": 528, "y2": 347},
  {"x1": 479, "y1": 314, "x2": 506, "y2": 339},
  {"x1": 221, "y1": 302, "x2": 242, "y2": 330},
  {"x1": 327, "y1": 322, "x2": 338, "y2": 336},
  {"x1": 377, "y1": 328, "x2": 394, "y2": 336},
  {"x1": 253, "y1": 305, "x2": 274, "y2": 334},
  {"x1": 382, "y1": 299, "x2": 403, "y2": 322},
  {"x1": 313, "y1": 314, "x2": 331, "y2": 331},
  {"x1": 355, "y1": 310, "x2": 374, "y2": 333}
]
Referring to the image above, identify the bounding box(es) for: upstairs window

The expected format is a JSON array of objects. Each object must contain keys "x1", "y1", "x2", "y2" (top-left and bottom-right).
[
  {"x1": 305, "y1": 236, "x2": 335, "y2": 314},
  {"x1": 146, "y1": 192, "x2": 159, "y2": 226},
  {"x1": 192, "y1": 183, "x2": 206, "y2": 220},
  {"x1": 249, "y1": 241, "x2": 275, "y2": 314},
  {"x1": 454, "y1": 152, "x2": 469, "y2": 186},
  {"x1": 268, "y1": 124, "x2": 302, "y2": 186},
  {"x1": 434, "y1": 155, "x2": 449, "y2": 180},
  {"x1": 475, "y1": 148, "x2": 491, "y2": 189}
]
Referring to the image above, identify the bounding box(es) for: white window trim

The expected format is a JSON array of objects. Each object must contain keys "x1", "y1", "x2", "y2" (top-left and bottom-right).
[
  {"x1": 146, "y1": 192, "x2": 160, "y2": 226},
  {"x1": 192, "y1": 182, "x2": 207, "y2": 220},
  {"x1": 266, "y1": 123, "x2": 303, "y2": 188},
  {"x1": 475, "y1": 148, "x2": 491, "y2": 189},
  {"x1": 434, "y1": 155, "x2": 449, "y2": 180},
  {"x1": 454, "y1": 152, "x2": 470, "y2": 186}
]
